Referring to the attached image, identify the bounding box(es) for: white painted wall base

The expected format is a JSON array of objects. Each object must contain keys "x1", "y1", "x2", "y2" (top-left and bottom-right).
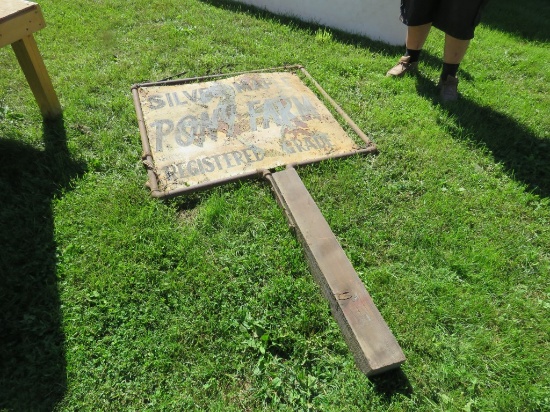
[{"x1": 235, "y1": 0, "x2": 406, "y2": 46}]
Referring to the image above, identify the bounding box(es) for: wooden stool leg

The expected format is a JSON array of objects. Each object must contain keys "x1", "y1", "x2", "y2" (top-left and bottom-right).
[{"x1": 11, "y1": 34, "x2": 61, "y2": 119}]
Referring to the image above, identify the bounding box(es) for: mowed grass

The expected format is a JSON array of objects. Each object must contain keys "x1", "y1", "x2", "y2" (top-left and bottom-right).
[{"x1": 0, "y1": 0, "x2": 549, "y2": 410}]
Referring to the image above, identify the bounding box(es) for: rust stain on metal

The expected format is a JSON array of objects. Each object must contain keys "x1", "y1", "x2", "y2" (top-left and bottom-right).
[{"x1": 133, "y1": 69, "x2": 366, "y2": 197}]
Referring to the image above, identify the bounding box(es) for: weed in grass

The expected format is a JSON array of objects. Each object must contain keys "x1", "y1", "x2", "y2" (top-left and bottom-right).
[
  {"x1": 0, "y1": 104, "x2": 24, "y2": 124},
  {"x1": 315, "y1": 28, "x2": 333, "y2": 44}
]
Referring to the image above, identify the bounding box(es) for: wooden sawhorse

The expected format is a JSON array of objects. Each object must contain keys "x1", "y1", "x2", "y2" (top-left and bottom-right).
[{"x1": 0, "y1": 0, "x2": 61, "y2": 118}]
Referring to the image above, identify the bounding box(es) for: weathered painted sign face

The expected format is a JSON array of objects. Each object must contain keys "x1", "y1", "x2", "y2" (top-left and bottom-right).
[{"x1": 134, "y1": 71, "x2": 362, "y2": 195}]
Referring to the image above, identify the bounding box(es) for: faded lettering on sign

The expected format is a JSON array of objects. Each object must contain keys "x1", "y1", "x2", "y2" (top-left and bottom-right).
[{"x1": 137, "y1": 72, "x2": 360, "y2": 193}]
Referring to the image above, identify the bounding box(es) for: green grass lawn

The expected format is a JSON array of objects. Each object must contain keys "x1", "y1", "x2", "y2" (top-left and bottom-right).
[{"x1": 1, "y1": 0, "x2": 549, "y2": 410}]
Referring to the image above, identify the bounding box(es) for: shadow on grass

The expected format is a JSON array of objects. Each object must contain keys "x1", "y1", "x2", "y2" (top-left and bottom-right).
[
  {"x1": 198, "y1": 0, "x2": 404, "y2": 57},
  {"x1": 369, "y1": 368, "x2": 413, "y2": 400},
  {"x1": 199, "y1": 0, "x2": 550, "y2": 57},
  {"x1": 482, "y1": 0, "x2": 549, "y2": 43},
  {"x1": 0, "y1": 116, "x2": 85, "y2": 411},
  {"x1": 414, "y1": 73, "x2": 549, "y2": 198},
  {"x1": 200, "y1": 0, "x2": 549, "y2": 197}
]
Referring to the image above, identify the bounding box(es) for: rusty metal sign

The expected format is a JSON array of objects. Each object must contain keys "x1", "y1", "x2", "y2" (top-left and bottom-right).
[
  {"x1": 130, "y1": 67, "x2": 405, "y2": 376},
  {"x1": 132, "y1": 66, "x2": 375, "y2": 197}
]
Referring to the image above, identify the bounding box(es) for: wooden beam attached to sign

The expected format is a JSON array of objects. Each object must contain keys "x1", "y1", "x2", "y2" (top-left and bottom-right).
[{"x1": 267, "y1": 166, "x2": 405, "y2": 376}]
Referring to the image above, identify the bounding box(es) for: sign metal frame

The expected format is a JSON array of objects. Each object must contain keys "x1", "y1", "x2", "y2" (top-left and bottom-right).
[{"x1": 132, "y1": 65, "x2": 377, "y2": 198}]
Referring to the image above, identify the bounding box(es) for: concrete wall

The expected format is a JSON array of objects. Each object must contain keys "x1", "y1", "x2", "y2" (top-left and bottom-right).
[{"x1": 235, "y1": 0, "x2": 405, "y2": 46}]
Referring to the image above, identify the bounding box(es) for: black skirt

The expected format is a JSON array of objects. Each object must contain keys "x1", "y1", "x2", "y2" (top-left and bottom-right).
[{"x1": 400, "y1": 0, "x2": 490, "y2": 40}]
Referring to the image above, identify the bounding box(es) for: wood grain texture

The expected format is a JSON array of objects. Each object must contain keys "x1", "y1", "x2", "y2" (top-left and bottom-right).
[
  {"x1": 12, "y1": 35, "x2": 61, "y2": 118},
  {"x1": 1, "y1": 1, "x2": 60, "y2": 118},
  {"x1": 0, "y1": 1, "x2": 44, "y2": 48},
  {"x1": 270, "y1": 167, "x2": 405, "y2": 376}
]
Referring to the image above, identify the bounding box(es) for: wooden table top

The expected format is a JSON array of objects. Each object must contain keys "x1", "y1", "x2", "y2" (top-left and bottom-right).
[
  {"x1": 0, "y1": 0, "x2": 44, "y2": 48},
  {"x1": 0, "y1": 0, "x2": 37, "y2": 23}
]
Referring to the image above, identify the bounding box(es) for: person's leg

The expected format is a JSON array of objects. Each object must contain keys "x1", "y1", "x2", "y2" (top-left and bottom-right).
[
  {"x1": 406, "y1": 23, "x2": 432, "y2": 51},
  {"x1": 443, "y1": 34, "x2": 470, "y2": 65},
  {"x1": 438, "y1": 34, "x2": 470, "y2": 101},
  {"x1": 442, "y1": 33, "x2": 470, "y2": 76},
  {"x1": 433, "y1": 0, "x2": 488, "y2": 101},
  {"x1": 386, "y1": 23, "x2": 432, "y2": 77},
  {"x1": 388, "y1": 0, "x2": 437, "y2": 76},
  {"x1": 404, "y1": 23, "x2": 432, "y2": 62}
]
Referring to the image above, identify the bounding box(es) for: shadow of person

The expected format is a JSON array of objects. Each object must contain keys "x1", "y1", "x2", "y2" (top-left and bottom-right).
[
  {"x1": 482, "y1": 0, "x2": 549, "y2": 43},
  {"x1": 414, "y1": 73, "x2": 549, "y2": 198},
  {"x1": 0, "y1": 116, "x2": 85, "y2": 411}
]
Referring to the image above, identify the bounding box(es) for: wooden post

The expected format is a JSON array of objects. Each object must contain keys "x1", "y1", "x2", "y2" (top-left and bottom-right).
[
  {"x1": 11, "y1": 35, "x2": 61, "y2": 118},
  {"x1": 268, "y1": 167, "x2": 405, "y2": 376}
]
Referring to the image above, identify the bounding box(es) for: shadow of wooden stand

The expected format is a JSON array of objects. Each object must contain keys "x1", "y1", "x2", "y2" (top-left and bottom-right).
[
  {"x1": 132, "y1": 66, "x2": 406, "y2": 376},
  {"x1": 0, "y1": 0, "x2": 61, "y2": 119}
]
